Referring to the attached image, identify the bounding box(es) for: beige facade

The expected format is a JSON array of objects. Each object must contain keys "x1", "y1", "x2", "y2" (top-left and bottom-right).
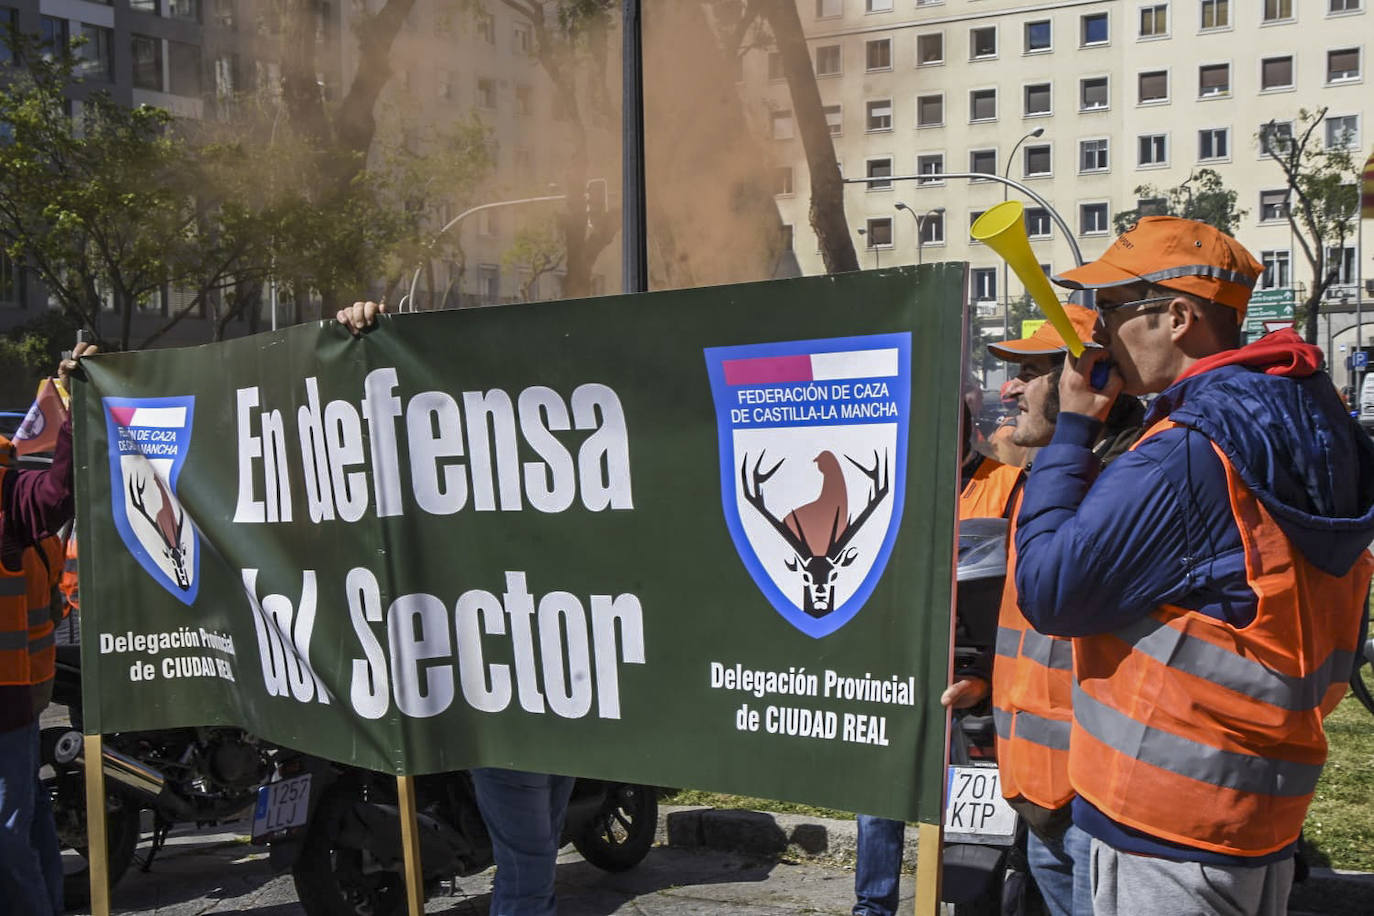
[{"x1": 750, "y1": 0, "x2": 1370, "y2": 366}]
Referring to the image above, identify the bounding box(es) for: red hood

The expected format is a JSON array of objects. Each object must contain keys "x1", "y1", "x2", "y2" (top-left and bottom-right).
[{"x1": 1174, "y1": 328, "x2": 1323, "y2": 383}]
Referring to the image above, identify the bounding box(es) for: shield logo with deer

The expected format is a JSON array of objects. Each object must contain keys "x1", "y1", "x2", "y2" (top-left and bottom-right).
[
  {"x1": 705, "y1": 334, "x2": 910, "y2": 638},
  {"x1": 104, "y1": 396, "x2": 200, "y2": 606}
]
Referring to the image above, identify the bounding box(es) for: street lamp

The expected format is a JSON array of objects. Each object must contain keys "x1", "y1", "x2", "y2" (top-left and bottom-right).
[
  {"x1": 856, "y1": 227, "x2": 879, "y2": 269},
  {"x1": 896, "y1": 202, "x2": 946, "y2": 266},
  {"x1": 1001, "y1": 127, "x2": 1046, "y2": 338}
]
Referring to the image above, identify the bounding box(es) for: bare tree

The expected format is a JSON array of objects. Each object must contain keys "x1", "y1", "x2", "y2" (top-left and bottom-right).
[{"x1": 1259, "y1": 107, "x2": 1361, "y2": 344}]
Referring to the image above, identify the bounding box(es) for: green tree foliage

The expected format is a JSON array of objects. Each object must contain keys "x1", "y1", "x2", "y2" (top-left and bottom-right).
[
  {"x1": 501, "y1": 218, "x2": 564, "y2": 301},
  {"x1": 1112, "y1": 168, "x2": 1247, "y2": 235},
  {"x1": 1258, "y1": 108, "x2": 1361, "y2": 345}
]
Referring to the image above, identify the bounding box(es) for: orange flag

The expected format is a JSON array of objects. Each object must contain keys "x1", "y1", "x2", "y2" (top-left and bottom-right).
[{"x1": 13, "y1": 378, "x2": 67, "y2": 456}]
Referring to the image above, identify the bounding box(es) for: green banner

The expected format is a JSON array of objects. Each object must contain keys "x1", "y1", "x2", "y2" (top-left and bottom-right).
[{"x1": 75, "y1": 267, "x2": 963, "y2": 822}]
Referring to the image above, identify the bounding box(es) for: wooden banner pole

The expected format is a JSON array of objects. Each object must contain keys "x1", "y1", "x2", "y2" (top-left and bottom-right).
[
  {"x1": 83, "y1": 734, "x2": 111, "y2": 916},
  {"x1": 396, "y1": 775, "x2": 425, "y2": 916},
  {"x1": 914, "y1": 820, "x2": 944, "y2": 914}
]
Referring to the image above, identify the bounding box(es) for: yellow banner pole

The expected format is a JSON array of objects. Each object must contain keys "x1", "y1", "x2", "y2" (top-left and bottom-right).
[
  {"x1": 396, "y1": 775, "x2": 425, "y2": 916},
  {"x1": 83, "y1": 734, "x2": 111, "y2": 916},
  {"x1": 914, "y1": 821, "x2": 944, "y2": 914}
]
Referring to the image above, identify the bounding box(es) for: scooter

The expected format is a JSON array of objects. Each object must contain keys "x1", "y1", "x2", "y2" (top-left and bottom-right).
[{"x1": 940, "y1": 517, "x2": 1040, "y2": 915}]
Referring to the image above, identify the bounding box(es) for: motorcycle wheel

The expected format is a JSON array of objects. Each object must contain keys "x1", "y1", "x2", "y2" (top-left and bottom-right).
[
  {"x1": 570, "y1": 783, "x2": 656, "y2": 872},
  {"x1": 50, "y1": 778, "x2": 141, "y2": 908},
  {"x1": 292, "y1": 788, "x2": 407, "y2": 916},
  {"x1": 1353, "y1": 644, "x2": 1374, "y2": 717}
]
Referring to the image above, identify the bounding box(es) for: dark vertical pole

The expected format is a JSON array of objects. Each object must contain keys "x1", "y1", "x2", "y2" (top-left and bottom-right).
[{"x1": 622, "y1": 0, "x2": 648, "y2": 293}]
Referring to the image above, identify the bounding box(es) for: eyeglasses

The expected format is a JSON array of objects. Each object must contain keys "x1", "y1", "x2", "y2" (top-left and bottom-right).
[{"x1": 1095, "y1": 294, "x2": 1175, "y2": 314}]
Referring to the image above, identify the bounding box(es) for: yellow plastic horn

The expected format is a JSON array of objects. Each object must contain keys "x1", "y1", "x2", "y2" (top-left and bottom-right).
[{"x1": 970, "y1": 201, "x2": 1084, "y2": 358}]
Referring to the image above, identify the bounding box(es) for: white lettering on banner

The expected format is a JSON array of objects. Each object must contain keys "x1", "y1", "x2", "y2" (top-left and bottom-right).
[
  {"x1": 234, "y1": 375, "x2": 632, "y2": 525},
  {"x1": 328, "y1": 568, "x2": 645, "y2": 721},
  {"x1": 242, "y1": 568, "x2": 331, "y2": 705}
]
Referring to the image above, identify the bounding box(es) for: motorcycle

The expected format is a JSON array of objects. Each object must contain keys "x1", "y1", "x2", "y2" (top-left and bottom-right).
[
  {"x1": 257, "y1": 750, "x2": 658, "y2": 916},
  {"x1": 941, "y1": 518, "x2": 1040, "y2": 916},
  {"x1": 41, "y1": 644, "x2": 278, "y2": 906}
]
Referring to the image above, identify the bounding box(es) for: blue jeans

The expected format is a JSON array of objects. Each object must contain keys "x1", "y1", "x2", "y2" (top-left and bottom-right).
[
  {"x1": 0, "y1": 722, "x2": 61, "y2": 916},
  {"x1": 470, "y1": 768, "x2": 575, "y2": 916},
  {"x1": 854, "y1": 815, "x2": 904, "y2": 916},
  {"x1": 1026, "y1": 821, "x2": 1092, "y2": 916}
]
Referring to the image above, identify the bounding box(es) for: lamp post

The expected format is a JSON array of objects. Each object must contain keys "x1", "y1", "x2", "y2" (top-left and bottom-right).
[
  {"x1": 857, "y1": 228, "x2": 878, "y2": 269},
  {"x1": 1001, "y1": 127, "x2": 1046, "y2": 338},
  {"x1": 896, "y1": 204, "x2": 946, "y2": 266}
]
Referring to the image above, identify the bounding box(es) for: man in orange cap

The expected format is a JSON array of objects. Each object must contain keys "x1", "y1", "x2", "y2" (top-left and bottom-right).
[
  {"x1": 1014, "y1": 216, "x2": 1374, "y2": 914},
  {"x1": 938, "y1": 305, "x2": 1140, "y2": 916}
]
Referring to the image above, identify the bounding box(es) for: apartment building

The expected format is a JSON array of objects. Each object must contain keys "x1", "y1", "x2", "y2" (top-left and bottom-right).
[{"x1": 747, "y1": 0, "x2": 1371, "y2": 377}]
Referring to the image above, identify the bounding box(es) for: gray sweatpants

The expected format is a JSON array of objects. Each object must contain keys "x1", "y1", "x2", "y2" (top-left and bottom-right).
[{"x1": 1090, "y1": 838, "x2": 1294, "y2": 916}]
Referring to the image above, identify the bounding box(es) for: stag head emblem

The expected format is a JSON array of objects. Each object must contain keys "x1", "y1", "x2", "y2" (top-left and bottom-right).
[
  {"x1": 129, "y1": 472, "x2": 190, "y2": 591},
  {"x1": 741, "y1": 449, "x2": 890, "y2": 618}
]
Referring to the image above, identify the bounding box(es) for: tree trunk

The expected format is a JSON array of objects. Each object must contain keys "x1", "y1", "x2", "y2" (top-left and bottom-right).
[{"x1": 759, "y1": 0, "x2": 857, "y2": 275}]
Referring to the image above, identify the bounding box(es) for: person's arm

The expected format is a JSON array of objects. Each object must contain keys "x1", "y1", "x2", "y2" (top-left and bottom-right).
[
  {"x1": 1013, "y1": 414, "x2": 1201, "y2": 636},
  {"x1": 3, "y1": 418, "x2": 74, "y2": 545}
]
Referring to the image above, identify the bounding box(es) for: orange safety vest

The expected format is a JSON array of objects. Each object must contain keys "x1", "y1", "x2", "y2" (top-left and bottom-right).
[
  {"x1": 1069, "y1": 421, "x2": 1374, "y2": 856},
  {"x1": 0, "y1": 470, "x2": 64, "y2": 689},
  {"x1": 59, "y1": 533, "x2": 78, "y2": 615},
  {"x1": 959, "y1": 457, "x2": 1022, "y2": 521},
  {"x1": 991, "y1": 489, "x2": 1075, "y2": 809}
]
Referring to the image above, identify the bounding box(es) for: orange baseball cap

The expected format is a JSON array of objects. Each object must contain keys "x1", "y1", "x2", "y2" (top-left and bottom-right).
[
  {"x1": 1051, "y1": 216, "x2": 1263, "y2": 318},
  {"x1": 987, "y1": 304, "x2": 1100, "y2": 360}
]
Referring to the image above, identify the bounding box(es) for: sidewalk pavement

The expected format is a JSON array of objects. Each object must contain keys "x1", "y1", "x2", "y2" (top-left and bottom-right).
[{"x1": 71, "y1": 803, "x2": 1374, "y2": 914}]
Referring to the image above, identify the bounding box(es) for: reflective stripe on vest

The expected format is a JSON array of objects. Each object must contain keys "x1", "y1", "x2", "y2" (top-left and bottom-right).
[
  {"x1": 1069, "y1": 419, "x2": 1374, "y2": 856},
  {"x1": 990, "y1": 489, "x2": 1076, "y2": 809},
  {"x1": 0, "y1": 468, "x2": 31, "y2": 685}
]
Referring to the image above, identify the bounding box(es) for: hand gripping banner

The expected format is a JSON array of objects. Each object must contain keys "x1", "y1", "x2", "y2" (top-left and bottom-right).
[{"x1": 74, "y1": 267, "x2": 965, "y2": 823}]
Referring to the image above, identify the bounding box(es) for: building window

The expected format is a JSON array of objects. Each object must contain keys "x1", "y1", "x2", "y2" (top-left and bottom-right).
[
  {"x1": 1138, "y1": 69, "x2": 1169, "y2": 103},
  {"x1": 1330, "y1": 0, "x2": 1361, "y2": 11},
  {"x1": 866, "y1": 157, "x2": 893, "y2": 190},
  {"x1": 477, "y1": 209, "x2": 499, "y2": 238},
  {"x1": 1198, "y1": 63, "x2": 1229, "y2": 97},
  {"x1": 866, "y1": 217, "x2": 893, "y2": 248},
  {"x1": 1024, "y1": 144, "x2": 1052, "y2": 176},
  {"x1": 1025, "y1": 207, "x2": 1052, "y2": 238},
  {"x1": 168, "y1": 0, "x2": 198, "y2": 21},
  {"x1": 1327, "y1": 245, "x2": 1358, "y2": 285},
  {"x1": 969, "y1": 148, "x2": 998, "y2": 177},
  {"x1": 865, "y1": 99, "x2": 893, "y2": 132},
  {"x1": 1259, "y1": 189, "x2": 1289, "y2": 221},
  {"x1": 1138, "y1": 133, "x2": 1168, "y2": 165},
  {"x1": 1264, "y1": 0, "x2": 1293, "y2": 21},
  {"x1": 513, "y1": 22, "x2": 532, "y2": 54},
  {"x1": 131, "y1": 34, "x2": 163, "y2": 91},
  {"x1": 816, "y1": 0, "x2": 842, "y2": 19},
  {"x1": 1325, "y1": 115, "x2": 1359, "y2": 148},
  {"x1": 917, "y1": 94, "x2": 944, "y2": 127},
  {"x1": 40, "y1": 17, "x2": 68, "y2": 55},
  {"x1": 1025, "y1": 20, "x2": 1052, "y2": 52},
  {"x1": 970, "y1": 26, "x2": 997, "y2": 59},
  {"x1": 917, "y1": 153, "x2": 944, "y2": 184},
  {"x1": 1261, "y1": 56, "x2": 1294, "y2": 90},
  {"x1": 969, "y1": 88, "x2": 997, "y2": 122},
  {"x1": 917, "y1": 33, "x2": 944, "y2": 66},
  {"x1": 771, "y1": 110, "x2": 794, "y2": 140},
  {"x1": 1139, "y1": 4, "x2": 1168, "y2": 37},
  {"x1": 918, "y1": 213, "x2": 944, "y2": 245},
  {"x1": 477, "y1": 264, "x2": 500, "y2": 301},
  {"x1": 1138, "y1": 196, "x2": 1168, "y2": 216},
  {"x1": 1081, "y1": 203, "x2": 1110, "y2": 235},
  {"x1": 971, "y1": 267, "x2": 997, "y2": 301},
  {"x1": 767, "y1": 52, "x2": 785, "y2": 80},
  {"x1": 1201, "y1": 0, "x2": 1229, "y2": 28},
  {"x1": 1081, "y1": 76, "x2": 1109, "y2": 110},
  {"x1": 1025, "y1": 82, "x2": 1052, "y2": 116},
  {"x1": 866, "y1": 38, "x2": 891, "y2": 70},
  {"x1": 815, "y1": 44, "x2": 841, "y2": 76},
  {"x1": 477, "y1": 77, "x2": 496, "y2": 109},
  {"x1": 1327, "y1": 48, "x2": 1361, "y2": 82},
  {"x1": 867, "y1": 0, "x2": 894, "y2": 11},
  {"x1": 476, "y1": 11, "x2": 495, "y2": 43},
  {"x1": 167, "y1": 40, "x2": 200, "y2": 96},
  {"x1": 773, "y1": 166, "x2": 794, "y2": 196},
  {"x1": 824, "y1": 104, "x2": 842, "y2": 136},
  {"x1": 515, "y1": 85, "x2": 532, "y2": 115},
  {"x1": 1080, "y1": 138, "x2": 1110, "y2": 172},
  {"x1": 77, "y1": 25, "x2": 114, "y2": 81},
  {"x1": 1260, "y1": 250, "x2": 1291, "y2": 288},
  {"x1": 1260, "y1": 120, "x2": 1294, "y2": 155},
  {"x1": 1082, "y1": 13, "x2": 1109, "y2": 46},
  {"x1": 1199, "y1": 127, "x2": 1230, "y2": 160}
]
